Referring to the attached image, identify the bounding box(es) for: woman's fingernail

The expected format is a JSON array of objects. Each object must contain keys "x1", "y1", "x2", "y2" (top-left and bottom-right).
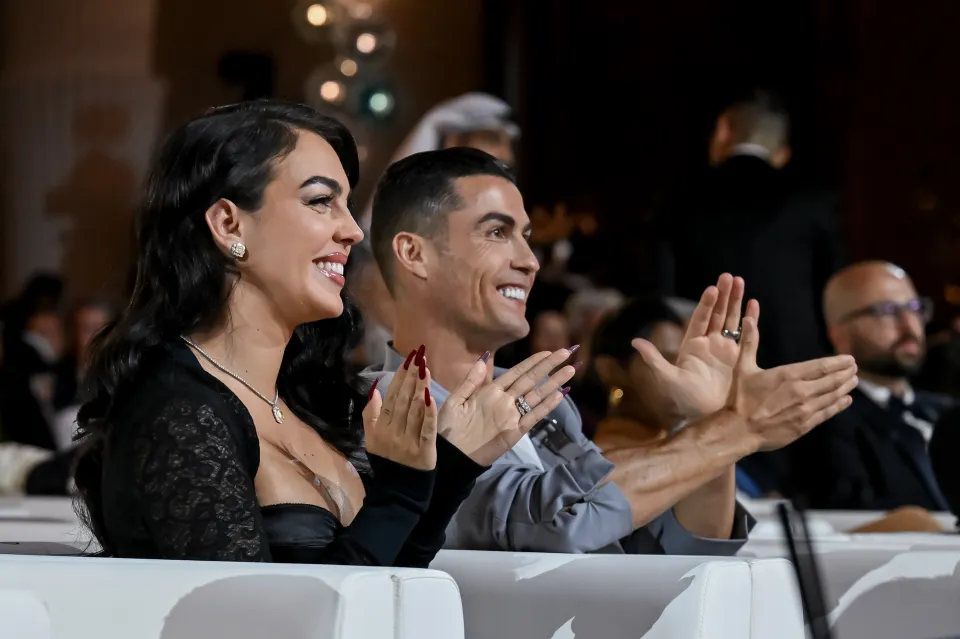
[
  {"x1": 573, "y1": 361, "x2": 584, "y2": 370},
  {"x1": 568, "y1": 344, "x2": 580, "y2": 354},
  {"x1": 403, "y1": 349, "x2": 416, "y2": 370},
  {"x1": 368, "y1": 377, "x2": 379, "y2": 400},
  {"x1": 424, "y1": 387, "x2": 432, "y2": 407},
  {"x1": 418, "y1": 359, "x2": 426, "y2": 380},
  {"x1": 480, "y1": 351, "x2": 491, "y2": 363},
  {"x1": 415, "y1": 344, "x2": 425, "y2": 365},
  {"x1": 560, "y1": 386, "x2": 571, "y2": 397}
]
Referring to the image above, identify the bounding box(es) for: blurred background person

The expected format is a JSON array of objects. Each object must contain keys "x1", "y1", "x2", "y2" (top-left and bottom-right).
[
  {"x1": 0, "y1": 273, "x2": 64, "y2": 356},
  {"x1": 0, "y1": 279, "x2": 65, "y2": 451},
  {"x1": 655, "y1": 89, "x2": 844, "y2": 370},
  {"x1": 588, "y1": 297, "x2": 764, "y2": 497},
  {"x1": 358, "y1": 92, "x2": 518, "y2": 232},
  {"x1": 529, "y1": 310, "x2": 570, "y2": 355},
  {"x1": 654, "y1": 89, "x2": 846, "y2": 495},
  {"x1": 791, "y1": 261, "x2": 953, "y2": 511},
  {"x1": 590, "y1": 298, "x2": 687, "y2": 447},
  {"x1": 50, "y1": 299, "x2": 114, "y2": 450},
  {"x1": 0, "y1": 320, "x2": 76, "y2": 496},
  {"x1": 54, "y1": 299, "x2": 113, "y2": 410}
]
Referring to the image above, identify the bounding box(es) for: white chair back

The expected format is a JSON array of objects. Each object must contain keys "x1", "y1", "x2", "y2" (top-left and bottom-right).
[
  {"x1": 0, "y1": 554, "x2": 464, "y2": 639},
  {"x1": 431, "y1": 550, "x2": 805, "y2": 639},
  {"x1": 0, "y1": 590, "x2": 52, "y2": 639}
]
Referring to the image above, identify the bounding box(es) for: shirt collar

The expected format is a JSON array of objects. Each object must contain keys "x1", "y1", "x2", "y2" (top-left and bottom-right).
[
  {"x1": 857, "y1": 377, "x2": 915, "y2": 407},
  {"x1": 729, "y1": 143, "x2": 772, "y2": 161},
  {"x1": 22, "y1": 332, "x2": 57, "y2": 364}
]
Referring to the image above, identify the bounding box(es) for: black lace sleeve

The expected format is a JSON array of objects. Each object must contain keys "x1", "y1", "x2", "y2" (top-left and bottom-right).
[
  {"x1": 131, "y1": 397, "x2": 271, "y2": 561},
  {"x1": 394, "y1": 437, "x2": 486, "y2": 568}
]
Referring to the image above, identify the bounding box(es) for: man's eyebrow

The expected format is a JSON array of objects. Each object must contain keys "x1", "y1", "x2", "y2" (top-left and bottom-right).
[{"x1": 475, "y1": 212, "x2": 517, "y2": 228}]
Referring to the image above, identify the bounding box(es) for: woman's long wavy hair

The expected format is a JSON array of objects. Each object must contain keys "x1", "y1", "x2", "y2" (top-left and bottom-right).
[{"x1": 73, "y1": 100, "x2": 366, "y2": 554}]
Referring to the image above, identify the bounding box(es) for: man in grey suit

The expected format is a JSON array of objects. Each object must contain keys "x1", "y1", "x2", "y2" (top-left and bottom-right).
[{"x1": 363, "y1": 147, "x2": 859, "y2": 555}]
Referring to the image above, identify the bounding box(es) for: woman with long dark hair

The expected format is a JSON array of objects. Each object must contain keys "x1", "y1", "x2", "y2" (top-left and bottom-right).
[{"x1": 73, "y1": 100, "x2": 569, "y2": 565}]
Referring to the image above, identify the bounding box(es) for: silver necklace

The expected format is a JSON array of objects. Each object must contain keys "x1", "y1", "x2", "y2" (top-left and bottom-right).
[{"x1": 180, "y1": 335, "x2": 284, "y2": 424}]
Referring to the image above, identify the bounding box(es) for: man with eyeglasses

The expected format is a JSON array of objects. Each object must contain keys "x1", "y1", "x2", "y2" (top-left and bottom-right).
[{"x1": 790, "y1": 261, "x2": 954, "y2": 511}]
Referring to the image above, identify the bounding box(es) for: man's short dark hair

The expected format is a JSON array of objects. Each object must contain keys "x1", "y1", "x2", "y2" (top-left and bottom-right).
[{"x1": 369, "y1": 147, "x2": 515, "y2": 291}]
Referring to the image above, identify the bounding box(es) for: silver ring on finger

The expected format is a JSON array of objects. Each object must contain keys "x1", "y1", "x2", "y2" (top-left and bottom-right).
[
  {"x1": 721, "y1": 328, "x2": 741, "y2": 343},
  {"x1": 516, "y1": 395, "x2": 533, "y2": 417}
]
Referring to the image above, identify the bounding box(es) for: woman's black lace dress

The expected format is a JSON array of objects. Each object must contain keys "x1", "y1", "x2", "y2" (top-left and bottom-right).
[{"x1": 98, "y1": 342, "x2": 483, "y2": 567}]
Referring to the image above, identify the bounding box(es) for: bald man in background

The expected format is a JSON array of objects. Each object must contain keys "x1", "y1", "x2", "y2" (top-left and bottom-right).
[{"x1": 789, "y1": 261, "x2": 954, "y2": 511}]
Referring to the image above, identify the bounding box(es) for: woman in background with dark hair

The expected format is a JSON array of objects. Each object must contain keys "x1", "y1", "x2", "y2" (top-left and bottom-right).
[
  {"x1": 590, "y1": 298, "x2": 765, "y2": 498},
  {"x1": 589, "y1": 299, "x2": 686, "y2": 448},
  {"x1": 74, "y1": 100, "x2": 541, "y2": 566}
]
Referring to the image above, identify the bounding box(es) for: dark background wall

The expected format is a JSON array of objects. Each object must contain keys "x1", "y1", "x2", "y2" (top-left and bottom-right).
[
  {"x1": 483, "y1": 0, "x2": 960, "y2": 323},
  {"x1": 154, "y1": 0, "x2": 485, "y2": 204}
]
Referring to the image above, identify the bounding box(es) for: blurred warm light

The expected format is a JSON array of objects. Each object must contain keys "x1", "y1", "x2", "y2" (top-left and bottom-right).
[
  {"x1": 356, "y1": 33, "x2": 378, "y2": 54},
  {"x1": 367, "y1": 90, "x2": 393, "y2": 115},
  {"x1": 357, "y1": 145, "x2": 369, "y2": 162},
  {"x1": 340, "y1": 59, "x2": 358, "y2": 77},
  {"x1": 306, "y1": 4, "x2": 329, "y2": 26},
  {"x1": 945, "y1": 285, "x2": 960, "y2": 305},
  {"x1": 610, "y1": 387, "x2": 624, "y2": 406},
  {"x1": 350, "y1": 3, "x2": 374, "y2": 19},
  {"x1": 320, "y1": 80, "x2": 343, "y2": 102}
]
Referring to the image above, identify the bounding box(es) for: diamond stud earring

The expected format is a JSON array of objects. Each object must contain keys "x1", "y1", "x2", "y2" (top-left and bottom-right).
[{"x1": 230, "y1": 242, "x2": 246, "y2": 259}]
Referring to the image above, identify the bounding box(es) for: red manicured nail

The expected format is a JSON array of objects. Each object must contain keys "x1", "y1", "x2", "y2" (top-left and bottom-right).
[
  {"x1": 424, "y1": 387, "x2": 432, "y2": 407},
  {"x1": 418, "y1": 358, "x2": 426, "y2": 380},
  {"x1": 368, "y1": 377, "x2": 379, "y2": 400},
  {"x1": 403, "y1": 349, "x2": 416, "y2": 370},
  {"x1": 415, "y1": 344, "x2": 425, "y2": 365},
  {"x1": 560, "y1": 386, "x2": 571, "y2": 397}
]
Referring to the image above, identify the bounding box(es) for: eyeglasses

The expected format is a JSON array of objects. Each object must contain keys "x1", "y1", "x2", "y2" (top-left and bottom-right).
[{"x1": 840, "y1": 297, "x2": 934, "y2": 324}]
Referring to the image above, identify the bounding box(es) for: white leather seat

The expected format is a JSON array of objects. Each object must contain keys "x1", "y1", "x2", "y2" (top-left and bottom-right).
[
  {"x1": 0, "y1": 590, "x2": 52, "y2": 639},
  {"x1": 0, "y1": 555, "x2": 464, "y2": 639},
  {"x1": 741, "y1": 539, "x2": 960, "y2": 638},
  {"x1": 811, "y1": 510, "x2": 956, "y2": 533},
  {"x1": 0, "y1": 497, "x2": 94, "y2": 549},
  {"x1": 0, "y1": 520, "x2": 94, "y2": 546},
  {"x1": 748, "y1": 517, "x2": 838, "y2": 539},
  {"x1": 0, "y1": 497, "x2": 79, "y2": 521},
  {"x1": 431, "y1": 550, "x2": 804, "y2": 639},
  {"x1": 739, "y1": 498, "x2": 957, "y2": 535}
]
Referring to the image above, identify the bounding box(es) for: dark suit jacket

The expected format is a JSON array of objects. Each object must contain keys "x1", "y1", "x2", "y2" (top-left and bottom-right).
[
  {"x1": 0, "y1": 339, "x2": 57, "y2": 450},
  {"x1": 789, "y1": 388, "x2": 953, "y2": 511},
  {"x1": 654, "y1": 155, "x2": 845, "y2": 370}
]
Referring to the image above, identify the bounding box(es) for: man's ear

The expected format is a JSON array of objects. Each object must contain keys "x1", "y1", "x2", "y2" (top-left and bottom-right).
[
  {"x1": 392, "y1": 232, "x2": 431, "y2": 281},
  {"x1": 708, "y1": 114, "x2": 732, "y2": 166},
  {"x1": 204, "y1": 198, "x2": 245, "y2": 257},
  {"x1": 594, "y1": 355, "x2": 628, "y2": 389}
]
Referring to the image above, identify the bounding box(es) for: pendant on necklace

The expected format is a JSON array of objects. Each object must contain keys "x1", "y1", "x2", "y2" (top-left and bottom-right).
[{"x1": 272, "y1": 404, "x2": 284, "y2": 424}]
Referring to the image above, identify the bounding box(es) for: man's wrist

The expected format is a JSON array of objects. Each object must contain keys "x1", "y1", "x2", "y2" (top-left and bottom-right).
[{"x1": 708, "y1": 409, "x2": 761, "y2": 458}]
